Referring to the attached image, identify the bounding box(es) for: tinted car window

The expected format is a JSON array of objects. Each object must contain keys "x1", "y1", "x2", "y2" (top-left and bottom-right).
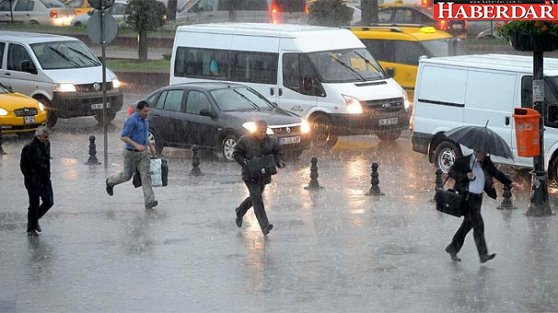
[
  {"x1": 156, "y1": 91, "x2": 167, "y2": 109},
  {"x1": 393, "y1": 41, "x2": 424, "y2": 65},
  {"x1": 393, "y1": 8, "x2": 414, "y2": 23},
  {"x1": 0, "y1": 43, "x2": 4, "y2": 69},
  {"x1": 8, "y1": 44, "x2": 34, "y2": 72},
  {"x1": 163, "y1": 90, "x2": 184, "y2": 112},
  {"x1": 231, "y1": 51, "x2": 278, "y2": 84},
  {"x1": 186, "y1": 90, "x2": 212, "y2": 115},
  {"x1": 378, "y1": 8, "x2": 393, "y2": 22},
  {"x1": 14, "y1": 0, "x2": 33, "y2": 11},
  {"x1": 0, "y1": 0, "x2": 12, "y2": 10},
  {"x1": 362, "y1": 39, "x2": 392, "y2": 62}
]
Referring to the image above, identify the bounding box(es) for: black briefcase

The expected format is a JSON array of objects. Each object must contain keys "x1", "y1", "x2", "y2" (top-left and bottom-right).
[
  {"x1": 246, "y1": 155, "x2": 277, "y2": 178},
  {"x1": 435, "y1": 188, "x2": 464, "y2": 217}
]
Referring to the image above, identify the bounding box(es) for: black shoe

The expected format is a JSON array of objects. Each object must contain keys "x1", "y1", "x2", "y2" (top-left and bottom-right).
[
  {"x1": 36, "y1": 222, "x2": 41, "y2": 233},
  {"x1": 480, "y1": 253, "x2": 496, "y2": 263},
  {"x1": 445, "y1": 246, "x2": 461, "y2": 262},
  {"x1": 146, "y1": 200, "x2": 158, "y2": 210},
  {"x1": 262, "y1": 224, "x2": 273, "y2": 235},
  {"x1": 235, "y1": 215, "x2": 242, "y2": 228},
  {"x1": 27, "y1": 229, "x2": 39, "y2": 237},
  {"x1": 106, "y1": 179, "x2": 113, "y2": 196}
]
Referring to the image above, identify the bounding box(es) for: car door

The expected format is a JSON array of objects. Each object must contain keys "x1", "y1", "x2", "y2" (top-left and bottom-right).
[
  {"x1": 2, "y1": 43, "x2": 37, "y2": 96},
  {"x1": 11, "y1": 0, "x2": 34, "y2": 23},
  {"x1": 152, "y1": 89, "x2": 187, "y2": 146},
  {"x1": 183, "y1": 90, "x2": 220, "y2": 148},
  {"x1": 0, "y1": 0, "x2": 14, "y2": 22}
]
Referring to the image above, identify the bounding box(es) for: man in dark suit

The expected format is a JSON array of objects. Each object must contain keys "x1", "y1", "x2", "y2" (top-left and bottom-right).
[{"x1": 445, "y1": 150, "x2": 520, "y2": 263}]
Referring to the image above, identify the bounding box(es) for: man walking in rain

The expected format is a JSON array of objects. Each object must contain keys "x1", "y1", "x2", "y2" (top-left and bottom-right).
[
  {"x1": 233, "y1": 120, "x2": 285, "y2": 235},
  {"x1": 20, "y1": 126, "x2": 54, "y2": 236},
  {"x1": 445, "y1": 150, "x2": 520, "y2": 263},
  {"x1": 106, "y1": 101, "x2": 158, "y2": 210}
]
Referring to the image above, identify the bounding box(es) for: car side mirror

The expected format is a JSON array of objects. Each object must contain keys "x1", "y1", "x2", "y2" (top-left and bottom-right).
[
  {"x1": 199, "y1": 108, "x2": 215, "y2": 118},
  {"x1": 385, "y1": 67, "x2": 395, "y2": 78},
  {"x1": 21, "y1": 60, "x2": 37, "y2": 74},
  {"x1": 302, "y1": 76, "x2": 313, "y2": 91}
]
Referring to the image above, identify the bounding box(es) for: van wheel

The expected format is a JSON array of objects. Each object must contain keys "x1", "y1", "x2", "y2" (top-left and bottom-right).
[
  {"x1": 148, "y1": 130, "x2": 164, "y2": 155},
  {"x1": 377, "y1": 130, "x2": 401, "y2": 142},
  {"x1": 310, "y1": 113, "x2": 338, "y2": 149},
  {"x1": 435, "y1": 141, "x2": 462, "y2": 173},
  {"x1": 221, "y1": 135, "x2": 238, "y2": 162},
  {"x1": 94, "y1": 111, "x2": 116, "y2": 124},
  {"x1": 35, "y1": 96, "x2": 57, "y2": 128}
]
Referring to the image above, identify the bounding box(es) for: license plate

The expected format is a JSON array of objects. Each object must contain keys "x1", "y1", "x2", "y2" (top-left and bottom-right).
[
  {"x1": 24, "y1": 116, "x2": 35, "y2": 125},
  {"x1": 279, "y1": 136, "x2": 301, "y2": 145},
  {"x1": 379, "y1": 118, "x2": 398, "y2": 126},
  {"x1": 91, "y1": 103, "x2": 110, "y2": 110},
  {"x1": 452, "y1": 24, "x2": 463, "y2": 29}
]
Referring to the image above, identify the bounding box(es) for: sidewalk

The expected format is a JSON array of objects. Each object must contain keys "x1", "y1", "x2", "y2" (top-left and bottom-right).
[{"x1": 1, "y1": 128, "x2": 558, "y2": 312}]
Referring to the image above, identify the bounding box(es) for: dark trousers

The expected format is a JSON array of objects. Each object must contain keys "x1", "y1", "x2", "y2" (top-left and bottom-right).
[
  {"x1": 25, "y1": 179, "x2": 54, "y2": 231},
  {"x1": 236, "y1": 180, "x2": 270, "y2": 231},
  {"x1": 447, "y1": 193, "x2": 488, "y2": 256}
]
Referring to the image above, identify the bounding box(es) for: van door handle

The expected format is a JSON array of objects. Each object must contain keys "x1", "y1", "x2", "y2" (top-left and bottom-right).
[
  {"x1": 270, "y1": 88, "x2": 274, "y2": 96},
  {"x1": 505, "y1": 116, "x2": 510, "y2": 125},
  {"x1": 279, "y1": 88, "x2": 283, "y2": 96},
  {"x1": 3, "y1": 72, "x2": 10, "y2": 76}
]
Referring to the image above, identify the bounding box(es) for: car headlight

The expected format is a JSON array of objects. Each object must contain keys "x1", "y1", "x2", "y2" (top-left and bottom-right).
[
  {"x1": 37, "y1": 101, "x2": 45, "y2": 111},
  {"x1": 112, "y1": 79, "x2": 121, "y2": 89},
  {"x1": 242, "y1": 121, "x2": 273, "y2": 134},
  {"x1": 343, "y1": 95, "x2": 363, "y2": 114},
  {"x1": 54, "y1": 83, "x2": 76, "y2": 92},
  {"x1": 300, "y1": 119, "x2": 311, "y2": 134},
  {"x1": 0, "y1": 108, "x2": 8, "y2": 116},
  {"x1": 403, "y1": 90, "x2": 410, "y2": 111}
]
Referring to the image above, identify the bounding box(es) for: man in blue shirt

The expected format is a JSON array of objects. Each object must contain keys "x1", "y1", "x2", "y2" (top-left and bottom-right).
[{"x1": 105, "y1": 101, "x2": 158, "y2": 209}]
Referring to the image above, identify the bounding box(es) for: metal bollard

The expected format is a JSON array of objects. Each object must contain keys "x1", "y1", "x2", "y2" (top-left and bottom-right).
[
  {"x1": 190, "y1": 145, "x2": 203, "y2": 176},
  {"x1": 435, "y1": 168, "x2": 443, "y2": 190},
  {"x1": 366, "y1": 162, "x2": 384, "y2": 196},
  {"x1": 305, "y1": 157, "x2": 323, "y2": 190},
  {"x1": 85, "y1": 135, "x2": 101, "y2": 165},
  {"x1": 497, "y1": 184, "x2": 517, "y2": 210}
]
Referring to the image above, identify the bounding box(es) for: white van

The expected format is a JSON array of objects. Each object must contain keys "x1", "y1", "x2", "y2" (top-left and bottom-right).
[
  {"x1": 0, "y1": 31, "x2": 123, "y2": 127},
  {"x1": 411, "y1": 54, "x2": 558, "y2": 181},
  {"x1": 170, "y1": 23, "x2": 410, "y2": 148}
]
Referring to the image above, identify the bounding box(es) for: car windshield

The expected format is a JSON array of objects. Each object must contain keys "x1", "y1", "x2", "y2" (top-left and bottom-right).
[
  {"x1": 31, "y1": 41, "x2": 101, "y2": 69},
  {"x1": 307, "y1": 48, "x2": 386, "y2": 83},
  {"x1": 210, "y1": 87, "x2": 274, "y2": 111}
]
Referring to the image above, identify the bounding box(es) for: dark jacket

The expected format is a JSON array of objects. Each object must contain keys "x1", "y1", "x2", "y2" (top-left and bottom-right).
[
  {"x1": 233, "y1": 134, "x2": 283, "y2": 183},
  {"x1": 449, "y1": 155, "x2": 512, "y2": 199},
  {"x1": 20, "y1": 137, "x2": 51, "y2": 183}
]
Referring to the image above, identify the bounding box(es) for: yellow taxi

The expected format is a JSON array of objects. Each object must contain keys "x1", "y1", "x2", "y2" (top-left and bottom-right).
[
  {"x1": 0, "y1": 84, "x2": 48, "y2": 135},
  {"x1": 350, "y1": 25, "x2": 464, "y2": 102}
]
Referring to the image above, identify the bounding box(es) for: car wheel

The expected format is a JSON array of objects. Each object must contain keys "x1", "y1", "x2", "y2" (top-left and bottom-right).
[
  {"x1": 94, "y1": 111, "x2": 116, "y2": 124},
  {"x1": 377, "y1": 130, "x2": 401, "y2": 142},
  {"x1": 310, "y1": 113, "x2": 338, "y2": 149},
  {"x1": 35, "y1": 96, "x2": 57, "y2": 128},
  {"x1": 148, "y1": 130, "x2": 164, "y2": 155},
  {"x1": 435, "y1": 140, "x2": 462, "y2": 173},
  {"x1": 221, "y1": 135, "x2": 238, "y2": 162}
]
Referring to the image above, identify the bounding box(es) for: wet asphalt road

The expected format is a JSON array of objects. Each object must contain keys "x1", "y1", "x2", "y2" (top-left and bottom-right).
[{"x1": 1, "y1": 92, "x2": 558, "y2": 313}]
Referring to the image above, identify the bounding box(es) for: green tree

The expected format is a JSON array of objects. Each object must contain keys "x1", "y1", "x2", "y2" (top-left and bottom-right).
[
  {"x1": 125, "y1": 0, "x2": 167, "y2": 61},
  {"x1": 308, "y1": 0, "x2": 352, "y2": 27},
  {"x1": 360, "y1": 0, "x2": 379, "y2": 25}
]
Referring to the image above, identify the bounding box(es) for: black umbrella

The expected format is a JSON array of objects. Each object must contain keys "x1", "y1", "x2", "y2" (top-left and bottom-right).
[{"x1": 445, "y1": 125, "x2": 513, "y2": 159}]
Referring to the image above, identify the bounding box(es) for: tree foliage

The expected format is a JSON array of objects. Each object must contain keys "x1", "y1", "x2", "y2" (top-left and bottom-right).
[
  {"x1": 308, "y1": 0, "x2": 352, "y2": 27},
  {"x1": 125, "y1": 0, "x2": 167, "y2": 60}
]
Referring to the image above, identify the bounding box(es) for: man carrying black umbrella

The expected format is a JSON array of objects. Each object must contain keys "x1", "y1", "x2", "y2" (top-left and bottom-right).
[{"x1": 445, "y1": 150, "x2": 520, "y2": 263}]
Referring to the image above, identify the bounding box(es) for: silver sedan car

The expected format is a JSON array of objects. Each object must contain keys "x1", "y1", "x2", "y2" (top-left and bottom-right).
[{"x1": 0, "y1": 0, "x2": 75, "y2": 26}]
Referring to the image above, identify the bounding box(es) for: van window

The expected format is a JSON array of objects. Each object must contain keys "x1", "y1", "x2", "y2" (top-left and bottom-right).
[
  {"x1": 186, "y1": 90, "x2": 212, "y2": 115},
  {"x1": 31, "y1": 41, "x2": 101, "y2": 69},
  {"x1": 231, "y1": 51, "x2": 278, "y2": 84},
  {"x1": 174, "y1": 47, "x2": 230, "y2": 80},
  {"x1": 7, "y1": 44, "x2": 34, "y2": 72},
  {"x1": 0, "y1": 43, "x2": 4, "y2": 68},
  {"x1": 217, "y1": 0, "x2": 267, "y2": 10},
  {"x1": 521, "y1": 76, "x2": 558, "y2": 127},
  {"x1": 283, "y1": 53, "x2": 324, "y2": 97},
  {"x1": 307, "y1": 48, "x2": 385, "y2": 83}
]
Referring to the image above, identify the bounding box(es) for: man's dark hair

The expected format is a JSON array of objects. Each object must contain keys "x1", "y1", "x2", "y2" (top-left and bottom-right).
[
  {"x1": 137, "y1": 100, "x2": 150, "y2": 110},
  {"x1": 255, "y1": 120, "x2": 268, "y2": 129}
]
